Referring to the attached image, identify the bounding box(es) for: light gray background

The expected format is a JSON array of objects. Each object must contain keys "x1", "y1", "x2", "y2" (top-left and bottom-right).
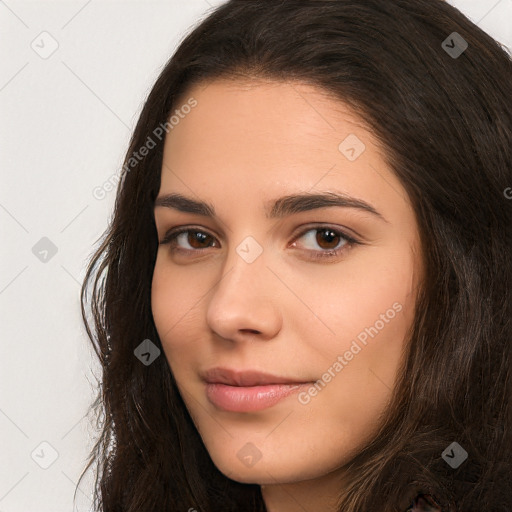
[{"x1": 1, "y1": 1, "x2": 510, "y2": 510}]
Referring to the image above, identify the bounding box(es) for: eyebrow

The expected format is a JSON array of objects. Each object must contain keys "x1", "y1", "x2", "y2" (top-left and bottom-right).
[{"x1": 154, "y1": 191, "x2": 388, "y2": 222}]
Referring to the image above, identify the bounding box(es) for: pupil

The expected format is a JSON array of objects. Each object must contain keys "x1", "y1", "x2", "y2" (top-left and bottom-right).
[
  {"x1": 190, "y1": 231, "x2": 209, "y2": 248},
  {"x1": 317, "y1": 229, "x2": 339, "y2": 249}
]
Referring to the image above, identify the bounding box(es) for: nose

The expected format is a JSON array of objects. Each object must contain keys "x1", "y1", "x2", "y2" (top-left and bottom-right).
[{"x1": 205, "y1": 243, "x2": 282, "y2": 343}]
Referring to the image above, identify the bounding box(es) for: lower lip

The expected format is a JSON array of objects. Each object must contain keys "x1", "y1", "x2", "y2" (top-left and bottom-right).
[{"x1": 205, "y1": 382, "x2": 310, "y2": 412}]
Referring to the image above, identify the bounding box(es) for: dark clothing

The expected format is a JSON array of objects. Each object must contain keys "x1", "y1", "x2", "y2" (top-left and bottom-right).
[{"x1": 405, "y1": 494, "x2": 443, "y2": 512}]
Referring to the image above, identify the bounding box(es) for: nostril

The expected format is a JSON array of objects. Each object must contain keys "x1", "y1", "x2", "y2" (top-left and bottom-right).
[{"x1": 241, "y1": 329, "x2": 260, "y2": 334}]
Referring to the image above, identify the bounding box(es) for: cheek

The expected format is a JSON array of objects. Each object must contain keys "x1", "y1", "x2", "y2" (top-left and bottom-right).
[
  {"x1": 292, "y1": 243, "x2": 416, "y2": 415},
  {"x1": 151, "y1": 255, "x2": 211, "y2": 364},
  {"x1": 297, "y1": 242, "x2": 417, "y2": 346},
  {"x1": 151, "y1": 259, "x2": 175, "y2": 336},
  {"x1": 151, "y1": 257, "x2": 190, "y2": 348}
]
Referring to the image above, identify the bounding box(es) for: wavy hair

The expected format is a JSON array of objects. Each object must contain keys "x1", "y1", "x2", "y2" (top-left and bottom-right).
[{"x1": 80, "y1": 1, "x2": 512, "y2": 510}]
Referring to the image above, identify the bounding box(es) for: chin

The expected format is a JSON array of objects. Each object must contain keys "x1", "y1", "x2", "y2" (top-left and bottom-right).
[{"x1": 207, "y1": 450, "x2": 326, "y2": 486}]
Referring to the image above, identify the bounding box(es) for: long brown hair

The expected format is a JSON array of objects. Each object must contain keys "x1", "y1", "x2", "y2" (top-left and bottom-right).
[{"x1": 80, "y1": 1, "x2": 512, "y2": 510}]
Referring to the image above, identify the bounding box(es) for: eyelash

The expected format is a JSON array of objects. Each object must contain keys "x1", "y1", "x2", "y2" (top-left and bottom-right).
[{"x1": 159, "y1": 225, "x2": 361, "y2": 261}]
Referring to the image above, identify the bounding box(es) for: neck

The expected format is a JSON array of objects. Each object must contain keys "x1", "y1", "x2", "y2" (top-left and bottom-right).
[{"x1": 260, "y1": 466, "x2": 346, "y2": 512}]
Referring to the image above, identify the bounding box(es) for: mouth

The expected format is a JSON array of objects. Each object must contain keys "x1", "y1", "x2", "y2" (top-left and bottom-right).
[{"x1": 201, "y1": 367, "x2": 313, "y2": 412}]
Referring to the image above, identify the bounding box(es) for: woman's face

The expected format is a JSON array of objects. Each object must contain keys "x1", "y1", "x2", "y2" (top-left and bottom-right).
[{"x1": 151, "y1": 79, "x2": 423, "y2": 491}]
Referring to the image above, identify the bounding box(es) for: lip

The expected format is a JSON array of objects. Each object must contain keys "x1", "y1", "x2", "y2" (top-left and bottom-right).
[
  {"x1": 205, "y1": 383, "x2": 311, "y2": 412},
  {"x1": 202, "y1": 367, "x2": 313, "y2": 412},
  {"x1": 202, "y1": 367, "x2": 310, "y2": 387}
]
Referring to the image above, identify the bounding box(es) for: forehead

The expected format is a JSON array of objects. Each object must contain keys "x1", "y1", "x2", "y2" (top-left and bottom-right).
[
  {"x1": 159, "y1": 78, "x2": 410, "y2": 216},
  {"x1": 163, "y1": 78, "x2": 370, "y2": 168}
]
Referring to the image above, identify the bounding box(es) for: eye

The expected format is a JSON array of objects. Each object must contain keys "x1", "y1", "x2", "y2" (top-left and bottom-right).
[
  {"x1": 159, "y1": 227, "x2": 218, "y2": 252},
  {"x1": 159, "y1": 225, "x2": 360, "y2": 261},
  {"x1": 290, "y1": 226, "x2": 360, "y2": 260}
]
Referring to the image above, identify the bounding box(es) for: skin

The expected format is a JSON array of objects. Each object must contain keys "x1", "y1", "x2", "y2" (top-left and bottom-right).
[{"x1": 151, "y1": 79, "x2": 424, "y2": 512}]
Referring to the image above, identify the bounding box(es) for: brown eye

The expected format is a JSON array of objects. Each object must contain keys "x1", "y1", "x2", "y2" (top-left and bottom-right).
[
  {"x1": 159, "y1": 228, "x2": 218, "y2": 251},
  {"x1": 186, "y1": 230, "x2": 215, "y2": 249},
  {"x1": 160, "y1": 224, "x2": 360, "y2": 262},
  {"x1": 315, "y1": 228, "x2": 342, "y2": 250},
  {"x1": 291, "y1": 225, "x2": 360, "y2": 261},
  {"x1": 296, "y1": 227, "x2": 348, "y2": 252}
]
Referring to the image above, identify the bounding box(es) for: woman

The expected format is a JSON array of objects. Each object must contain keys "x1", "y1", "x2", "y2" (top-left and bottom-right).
[{"x1": 80, "y1": 1, "x2": 512, "y2": 511}]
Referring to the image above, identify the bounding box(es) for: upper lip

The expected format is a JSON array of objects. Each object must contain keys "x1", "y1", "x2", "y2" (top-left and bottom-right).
[{"x1": 202, "y1": 367, "x2": 310, "y2": 387}]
